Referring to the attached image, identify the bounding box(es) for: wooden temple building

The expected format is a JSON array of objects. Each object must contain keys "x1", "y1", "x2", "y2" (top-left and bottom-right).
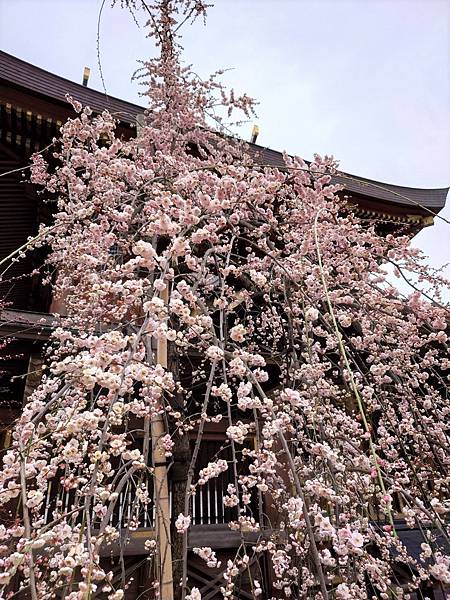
[{"x1": 0, "y1": 51, "x2": 448, "y2": 599}]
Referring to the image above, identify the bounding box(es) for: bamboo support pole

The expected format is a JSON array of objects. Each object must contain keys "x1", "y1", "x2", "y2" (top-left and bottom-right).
[{"x1": 152, "y1": 284, "x2": 174, "y2": 600}]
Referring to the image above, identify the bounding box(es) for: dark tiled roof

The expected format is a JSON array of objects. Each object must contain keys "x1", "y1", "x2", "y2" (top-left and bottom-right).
[
  {"x1": 248, "y1": 144, "x2": 448, "y2": 212},
  {"x1": 332, "y1": 172, "x2": 447, "y2": 210},
  {"x1": 0, "y1": 50, "x2": 448, "y2": 212},
  {"x1": 0, "y1": 50, "x2": 143, "y2": 125}
]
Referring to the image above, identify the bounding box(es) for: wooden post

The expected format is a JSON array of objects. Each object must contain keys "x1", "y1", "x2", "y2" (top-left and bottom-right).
[
  {"x1": 23, "y1": 353, "x2": 44, "y2": 402},
  {"x1": 152, "y1": 285, "x2": 174, "y2": 600}
]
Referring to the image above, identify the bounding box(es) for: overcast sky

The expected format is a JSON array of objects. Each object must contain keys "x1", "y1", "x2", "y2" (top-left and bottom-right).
[{"x1": 1, "y1": 0, "x2": 449, "y2": 295}]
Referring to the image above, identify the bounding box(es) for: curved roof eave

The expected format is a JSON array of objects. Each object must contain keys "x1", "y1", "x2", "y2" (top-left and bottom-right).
[{"x1": 248, "y1": 144, "x2": 448, "y2": 213}]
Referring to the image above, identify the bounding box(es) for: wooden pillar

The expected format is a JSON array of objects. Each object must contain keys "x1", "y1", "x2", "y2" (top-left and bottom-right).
[
  {"x1": 151, "y1": 285, "x2": 174, "y2": 600},
  {"x1": 23, "y1": 352, "x2": 43, "y2": 402}
]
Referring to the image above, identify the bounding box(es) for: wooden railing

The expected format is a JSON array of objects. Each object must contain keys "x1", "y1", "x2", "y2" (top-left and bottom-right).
[
  {"x1": 43, "y1": 438, "x2": 260, "y2": 529},
  {"x1": 190, "y1": 438, "x2": 259, "y2": 526},
  {"x1": 43, "y1": 472, "x2": 156, "y2": 529}
]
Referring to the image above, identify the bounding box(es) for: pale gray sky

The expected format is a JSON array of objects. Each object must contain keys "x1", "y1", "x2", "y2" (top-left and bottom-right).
[{"x1": 1, "y1": 0, "x2": 449, "y2": 294}]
